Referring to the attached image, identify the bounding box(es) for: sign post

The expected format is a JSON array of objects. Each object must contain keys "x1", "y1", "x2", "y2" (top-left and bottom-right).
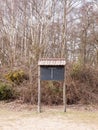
[
  {"x1": 38, "y1": 65, "x2": 41, "y2": 113},
  {"x1": 63, "y1": 66, "x2": 66, "y2": 112},
  {"x1": 38, "y1": 58, "x2": 66, "y2": 113}
]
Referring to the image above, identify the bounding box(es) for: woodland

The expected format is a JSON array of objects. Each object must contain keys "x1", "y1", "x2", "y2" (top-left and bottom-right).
[{"x1": 0, "y1": 0, "x2": 98, "y2": 105}]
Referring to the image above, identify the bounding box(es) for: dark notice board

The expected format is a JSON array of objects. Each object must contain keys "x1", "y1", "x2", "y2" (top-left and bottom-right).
[{"x1": 40, "y1": 65, "x2": 65, "y2": 81}]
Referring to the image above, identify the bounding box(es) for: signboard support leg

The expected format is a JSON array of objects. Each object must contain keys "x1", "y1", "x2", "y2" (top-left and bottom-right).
[
  {"x1": 63, "y1": 71, "x2": 66, "y2": 112},
  {"x1": 38, "y1": 66, "x2": 41, "y2": 113}
]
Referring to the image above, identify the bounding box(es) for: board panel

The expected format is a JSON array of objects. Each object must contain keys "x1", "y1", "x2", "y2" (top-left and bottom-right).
[{"x1": 40, "y1": 66, "x2": 65, "y2": 81}]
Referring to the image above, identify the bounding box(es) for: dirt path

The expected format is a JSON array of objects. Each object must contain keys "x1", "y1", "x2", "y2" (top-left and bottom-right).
[
  {"x1": 0, "y1": 116, "x2": 97, "y2": 130},
  {"x1": 0, "y1": 103, "x2": 98, "y2": 130}
]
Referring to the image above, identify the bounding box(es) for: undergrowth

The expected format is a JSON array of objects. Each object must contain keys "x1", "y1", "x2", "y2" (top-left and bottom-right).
[{"x1": 0, "y1": 64, "x2": 98, "y2": 105}]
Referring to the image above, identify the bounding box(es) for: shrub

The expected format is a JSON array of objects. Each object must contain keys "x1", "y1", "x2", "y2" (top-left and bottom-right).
[
  {"x1": 5, "y1": 70, "x2": 28, "y2": 84},
  {"x1": 41, "y1": 81, "x2": 63, "y2": 105},
  {"x1": 70, "y1": 61, "x2": 83, "y2": 79},
  {"x1": 67, "y1": 64, "x2": 98, "y2": 104},
  {"x1": 0, "y1": 82, "x2": 15, "y2": 100}
]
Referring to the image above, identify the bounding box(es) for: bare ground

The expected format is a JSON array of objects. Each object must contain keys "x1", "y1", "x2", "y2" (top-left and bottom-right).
[{"x1": 0, "y1": 101, "x2": 98, "y2": 130}]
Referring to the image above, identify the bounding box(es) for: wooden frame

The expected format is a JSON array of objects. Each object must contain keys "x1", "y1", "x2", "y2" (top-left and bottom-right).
[
  {"x1": 38, "y1": 65, "x2": 41, "y2": 113},
  {"x1": 38, "y1": 58, "x2": 66, "y2": 113}
]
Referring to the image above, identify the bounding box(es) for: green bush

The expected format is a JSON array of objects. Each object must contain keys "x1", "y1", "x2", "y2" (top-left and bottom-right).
[
  {"x1": 5, "y1": 70, "x2": 28, "y2": 84},
  {"x1": 70, "y1": 61, "x2": 83, "y2": 79},
  {"x1": 0, "y1": 83, "x2": 15, "y2": 100}
]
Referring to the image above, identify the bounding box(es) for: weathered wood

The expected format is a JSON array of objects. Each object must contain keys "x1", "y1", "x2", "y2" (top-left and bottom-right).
[
  {"x1": 63, "y1": 66, "x2": 66, "y2": 112},
  {"x1": 38, "y1": 58, "x2": 66, "y2": 66},
  {"x1": 38, "y1": 65, "x2": 41, "y2": 113}
]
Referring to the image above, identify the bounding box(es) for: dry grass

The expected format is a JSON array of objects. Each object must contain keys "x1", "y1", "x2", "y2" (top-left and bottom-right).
[{"x1": 0, "y1": 102, "x2": 98, "y2": 130}]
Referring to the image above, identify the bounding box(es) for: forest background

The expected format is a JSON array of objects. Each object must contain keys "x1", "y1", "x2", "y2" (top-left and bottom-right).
[{"x1": 0, "y1": 0, "x2": 98, "y2": 105}]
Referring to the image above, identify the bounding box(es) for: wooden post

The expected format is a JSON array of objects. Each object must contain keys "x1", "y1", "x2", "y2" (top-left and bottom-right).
[
  {"x1": 63, "y1": 66, "x2": 66, "y2": 112},
  {"x1": 38, "y1": 65, "x2": 41, "y2": 113}
]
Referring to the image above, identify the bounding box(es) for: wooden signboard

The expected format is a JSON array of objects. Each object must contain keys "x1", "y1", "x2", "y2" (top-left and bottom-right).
[{"x1": 38, "y1": 58, "x2": 66, "y2": 112}]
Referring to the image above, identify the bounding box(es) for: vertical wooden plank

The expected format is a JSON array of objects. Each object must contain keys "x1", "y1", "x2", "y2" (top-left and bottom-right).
[
  {"x1": 63, "y1": 66, "x2": 66, "y2": 112},
  {"x1": 38, "y1": 65, "x2": 41, "y2": 113}
]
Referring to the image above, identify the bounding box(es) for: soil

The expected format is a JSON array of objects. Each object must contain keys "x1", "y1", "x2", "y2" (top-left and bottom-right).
[{"x1": 0, "y1": 101, "x2": 98, "y2": 130}]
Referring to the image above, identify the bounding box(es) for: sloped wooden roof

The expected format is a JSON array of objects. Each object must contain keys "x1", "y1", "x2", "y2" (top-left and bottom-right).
[{"x1": 38, "y1": 58, "x2": 66, "y2": 66}]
